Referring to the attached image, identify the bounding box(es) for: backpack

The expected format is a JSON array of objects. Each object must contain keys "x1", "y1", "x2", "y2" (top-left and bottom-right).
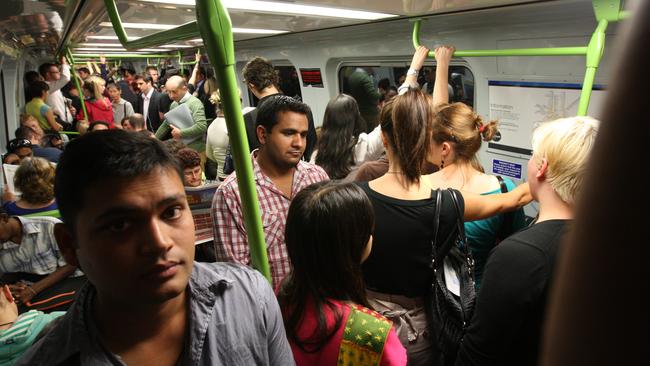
[{"x1": 426, "y1": 189, "x2": 477, "y2": 366}]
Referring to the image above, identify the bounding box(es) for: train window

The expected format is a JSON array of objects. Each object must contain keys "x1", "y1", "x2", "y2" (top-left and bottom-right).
[
  {"x1": 338, "y1": 64, "x2": 475, "y2": 109},
  {"x1": 247, "y1": 65, "x2": 302, "y2": 107}
]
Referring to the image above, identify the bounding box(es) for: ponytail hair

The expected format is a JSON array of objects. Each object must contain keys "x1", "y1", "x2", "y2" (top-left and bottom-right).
[{"x1": 433, "y1": 102, "x2": 498, "y2": 172}]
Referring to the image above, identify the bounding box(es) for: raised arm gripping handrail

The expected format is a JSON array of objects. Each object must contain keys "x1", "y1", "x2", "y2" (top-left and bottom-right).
[{"x1": 66, "y1": 49, "x2": 88, "y2": 121}]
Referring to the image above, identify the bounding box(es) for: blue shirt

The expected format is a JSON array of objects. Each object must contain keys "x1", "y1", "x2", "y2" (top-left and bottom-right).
[
  {"x1": 464, "y1": 177, "x2": 527, "y2": 289},
  {"x1": 2, "y1": 201, "x2": 58, "y2": 216},
  {"x1": 15, "y1": 262, "x2": 296, "y2": 366}
]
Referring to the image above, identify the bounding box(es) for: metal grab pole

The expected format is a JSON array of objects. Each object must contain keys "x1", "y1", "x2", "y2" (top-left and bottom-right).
[{"x1": 195, "y1": 0, "x2": 271, "y2": 282}]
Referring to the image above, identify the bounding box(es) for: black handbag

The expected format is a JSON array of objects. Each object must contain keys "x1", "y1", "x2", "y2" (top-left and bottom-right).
[{"x1": 427, "y1": 188, "x2": 477, "y2": 366}]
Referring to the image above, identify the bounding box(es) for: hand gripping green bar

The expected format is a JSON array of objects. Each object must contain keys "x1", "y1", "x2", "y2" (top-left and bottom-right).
[
  {"x1": 195, "y1": 0, "x2": 271, "y2": 282},
  {"x1": 65, "y1": 49, "x2": 88, "y2": 121}
]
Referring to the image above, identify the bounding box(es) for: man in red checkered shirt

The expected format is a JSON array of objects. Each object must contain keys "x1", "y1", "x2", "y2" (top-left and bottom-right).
[{"x1": 211, "y1": 95, "x2": 328, "y2": 287}]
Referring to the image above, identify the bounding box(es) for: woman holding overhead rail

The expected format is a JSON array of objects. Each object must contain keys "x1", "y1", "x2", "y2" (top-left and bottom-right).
[
  {"x1": 423, "y1": 44, "x2": 527, "y2": 289},
  {"x1": 357, "y1": 46, "x2": 532, "y2": 365}
]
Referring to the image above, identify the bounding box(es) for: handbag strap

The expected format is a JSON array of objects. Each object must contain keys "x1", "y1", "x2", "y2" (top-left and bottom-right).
[
  {"x1": 447, "y1": 189, "x2": 472, "y2": 265},
  {"x1": 496, "y1": 176, "x2": 515, "y2": 242},
  {"x1": 430, "y1": 189, "x2": 442, "y2": 270}
]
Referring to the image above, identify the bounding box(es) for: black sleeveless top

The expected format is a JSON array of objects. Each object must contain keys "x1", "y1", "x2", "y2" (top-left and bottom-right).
[{"x1": 357, "y1": 182, "x2": 464, "y2": 297}]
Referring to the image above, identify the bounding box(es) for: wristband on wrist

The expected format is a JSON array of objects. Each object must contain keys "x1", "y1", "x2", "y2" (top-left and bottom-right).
[{"x1": 407, "y1": 68, "x2": 419, "y2": 76}]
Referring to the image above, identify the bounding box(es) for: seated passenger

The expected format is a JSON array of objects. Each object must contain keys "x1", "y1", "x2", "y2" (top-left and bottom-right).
[
  {"x1": 2, "y1": 153, "x2": 20, "y2": 166},
  {"x1": 175, "y1": 148, "x2": 203, "y2": 187},
  {"x1": 15, "y1": 130, "x2": 294, "y2": 365},
  {"x1": 0, "y1": 208, "x2": 82, "y2": 313},
  {"x1": 88, "y1": 120, "x2": 110, "y2": 132},
  {"x1": 311, "y1": 94, "x2": 384, "y2": 182},
  {"x1": 0, "y1": 284, "x2": 64, "y2": 365},
  {"x1": 278, "y1": 181, "x2": 407, "y2": 366},
  {"x1": 14, "y1": 126, "x2": 62, "y2": 163},
  {"x1": 2, "y1": 157, "x2": 58, "y2": 216},
  {"x1": 5, "y1": 139, "x2": 33, "y2": 164},
  {"x1": 456, "y1": 116, "x2": 599, "y2": 366}
]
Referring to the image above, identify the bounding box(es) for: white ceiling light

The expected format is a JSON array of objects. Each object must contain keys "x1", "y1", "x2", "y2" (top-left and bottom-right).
[
  {"x1": 79, "y1": 43, "x2": 124, "y2": 47},
  {"x1": 99, "y1": 22, "x2": 287, "y2": 34},
  {"x1": 86, "y1": 35, "x2": 141, "y2": 40},
  {"x1": 74, "y1": 47, "x2": 169, "y2": 52},
  {"x1": 138, "y1": 0, "x2": 396, "y2": 20},
  {"x1": 160, "y1": 44, "x2": 195, "y2": 48}
]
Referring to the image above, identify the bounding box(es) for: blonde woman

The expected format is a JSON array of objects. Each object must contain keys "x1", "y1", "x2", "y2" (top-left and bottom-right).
[
  {"x1": 1, "y1": 157, "x2": 57, "y2": 216},
  {"x1": 76, "y1": 76, "x2": 114, "y2": 127}
]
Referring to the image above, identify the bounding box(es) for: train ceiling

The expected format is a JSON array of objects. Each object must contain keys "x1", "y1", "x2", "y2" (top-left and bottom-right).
[{"x1": 0, "y1": 0, "x2": 637, "y2": 59}]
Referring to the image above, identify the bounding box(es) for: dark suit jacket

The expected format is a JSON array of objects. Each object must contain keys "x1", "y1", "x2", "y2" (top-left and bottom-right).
[{"x1": 135, "y1": 90, "x2": 166, "y2": 132}]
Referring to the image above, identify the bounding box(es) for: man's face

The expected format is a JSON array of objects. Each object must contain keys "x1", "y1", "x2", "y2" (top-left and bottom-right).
[
  {"x1": 122, "y1": 120, "x2": 133, "y2": 131},
  {"x1": 258, "y1": 111, "x2": 308, "y2": 169},
  {"x1": 183, "y1": 166, "x2": 202, "y2": 187},
  {"x1": 46, "y1": 65, "x2": 61, "y2": 81},
  {"x1": 148, "y1": 69, "x2": 159, "y2": 83},
  {"x1": 15, "y1": 147, "x2": 33, "y2": 161},
  {"x1": 166, "y1": 83, "x2": 186, "y2": 103},
  {"x1": 79, "y1": 71, "x2": 89, "y2": 80},
  {"x1": 59, "y1": 167, "x2": 195, "y2": 305},
  {"x1": 136, "y1": 79, "x2": 151, "y2": 95},
  {"x1": 107, "y1": 87, "x2": 121, "y2": 103}
]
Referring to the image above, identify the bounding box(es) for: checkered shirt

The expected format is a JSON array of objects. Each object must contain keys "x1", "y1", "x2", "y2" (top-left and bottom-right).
[
  {"x1": 0, "y1": 216, "x2": 66, "y2": 275},
  {"x1": 211, "y1": 151, "x2": 328, "y2": 287}
]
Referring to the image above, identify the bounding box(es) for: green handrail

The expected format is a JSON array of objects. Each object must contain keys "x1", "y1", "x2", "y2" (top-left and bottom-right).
[
  {"x1": 103, "y1": 0, "x2": 199, "y2": 50},
  {"x1": 412, "y1": 0, "x2": 626, "y2": 117},
  {"x1": 72, "y1": 54, "x2": 175, "y2": 59},
  {"x1": 196, "y1": 0, "x2": 271, "y2": 282},
  {"x1": 66, "y1": 49, "x2": 88, "y2": 121}
]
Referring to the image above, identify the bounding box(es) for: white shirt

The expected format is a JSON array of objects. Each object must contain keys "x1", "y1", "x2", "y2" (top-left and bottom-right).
[
  {"x1": 206, "y1": 116, "x2": 229, "y2": 180},
  {"x1": 45, "y1": 64, "x2": 71, "y2": 123},
  {"x1": 142, "y1": 87, "x2": 154, "y2": 123}
]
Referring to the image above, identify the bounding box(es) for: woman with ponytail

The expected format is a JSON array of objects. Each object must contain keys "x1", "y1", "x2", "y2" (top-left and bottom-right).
[{"x1": 426, "y1": 52, "x2": 527, "y2": 289}]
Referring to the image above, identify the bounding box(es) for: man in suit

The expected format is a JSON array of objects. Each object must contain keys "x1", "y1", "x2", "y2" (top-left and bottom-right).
[{"x1": 135, "y1": 75, "x2": 164, "y2": 133}]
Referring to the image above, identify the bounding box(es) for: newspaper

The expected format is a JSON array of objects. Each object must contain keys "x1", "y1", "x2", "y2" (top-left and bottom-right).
[
  {"x1": 2, "y1": 164, "x2": 20, "y2": 196},
  {"x1": 185, "y1": 180, "x2": 221, "y2": 245},
  {"x1": 164, "y1": 103, "x2": 200, "y2": 146}
]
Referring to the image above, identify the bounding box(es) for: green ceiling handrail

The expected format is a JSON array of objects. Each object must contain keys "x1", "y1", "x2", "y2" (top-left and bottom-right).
[
  {"x1": 72, "y1": 54, "x2": 175, "y2": 59},
  {"x1": 66, "y1": 49, "x2": 88, "y2": 121},
  {"x1": 196, "y1": 0, "x2": 271, "y2": 282},
  {"x1": 412, "y1": 0, "x2": 626, "y2": 117},
  {"x1": 103, "y1": 0, "x2": 200, "y2": 50}
]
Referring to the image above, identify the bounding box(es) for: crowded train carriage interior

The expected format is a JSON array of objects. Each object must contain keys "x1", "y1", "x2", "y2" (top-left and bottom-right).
[{"x1": 0, "y1": 0, "x2": 645, "y2": 365}]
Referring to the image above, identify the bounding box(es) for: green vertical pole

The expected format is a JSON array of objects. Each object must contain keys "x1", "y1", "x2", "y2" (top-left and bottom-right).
[
  {"x1": 195, "y1": 0, "x2": 271, "y2": 282},
  {"x1": 66, "y1": 49, "x2": 88, "y2": 121},
  {"x1": 578, "y1": 19, "x2": 608, "y2": 116}
]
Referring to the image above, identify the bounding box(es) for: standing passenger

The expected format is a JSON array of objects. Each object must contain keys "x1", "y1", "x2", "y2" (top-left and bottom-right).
[
  {"x1": 77, "y1": 76, "x2": 114, "y2": 127},
  {"x1": 456, "y1": 117, "x2": 599, "y2": 366},
  {"x1": 107, "y1": 83, "x2": 134, "y2": 128},
  {"x1": 211, "y1": 95, "x2": 328, "y2": 288},
  {"x1": 15, "y1": 130, "x2": 295, "y2": 366},
  {"x1": 279, "y1": 181, "x2": 407, "y2": 366},
  {"x1": 242, "y1": 57, "x2": 318, "y2": 159},
  {"x1": 39, "y1": 58, "x2": 74, "y2": 126},
  {"x1": 155, "y1": 76, "x2": 208, "y2": 155},
  {"x1": 134, "y1": 74, "x2": 165, "y2": 132}
]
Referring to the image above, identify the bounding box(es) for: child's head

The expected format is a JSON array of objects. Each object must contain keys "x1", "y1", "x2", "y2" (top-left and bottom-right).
[{"x1": 284, "y1": 181, "x2": 374, "y2": 300}]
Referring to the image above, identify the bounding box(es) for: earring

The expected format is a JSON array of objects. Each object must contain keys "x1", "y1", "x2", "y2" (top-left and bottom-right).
[{"x1": 440, "y1": 158, "x2": 444, "y2": 169}]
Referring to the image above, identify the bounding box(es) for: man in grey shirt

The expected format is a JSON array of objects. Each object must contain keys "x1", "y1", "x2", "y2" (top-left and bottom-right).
[{"x1": 16, "y1": 130, "x2": 295, "y2": 366}]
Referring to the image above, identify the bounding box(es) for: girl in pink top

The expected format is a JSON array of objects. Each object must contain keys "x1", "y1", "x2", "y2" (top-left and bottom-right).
[{"x1": 278, "y1": 181, "x2": 407, "y2": 366}]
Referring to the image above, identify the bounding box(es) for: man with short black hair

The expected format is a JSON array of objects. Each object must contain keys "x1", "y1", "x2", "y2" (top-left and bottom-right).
[
  {"x1": 15, "y1": 130, "x2": 294, "y2": 366},
  {"x1": 134, "y1": 74, "x2": 165, "y2": 132},
  {"x1": 241, "y1": 57, "x2": 317, "y2": 159},
  {"x1": 116, "y1": 66, "x2": 138, "y2": 106},
  {"x1": 212, "y1": 95, "x2": 328, "y2": 287},
  {"x1": 76, "y1": 67, "x2": 90, "y2": 81}
]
